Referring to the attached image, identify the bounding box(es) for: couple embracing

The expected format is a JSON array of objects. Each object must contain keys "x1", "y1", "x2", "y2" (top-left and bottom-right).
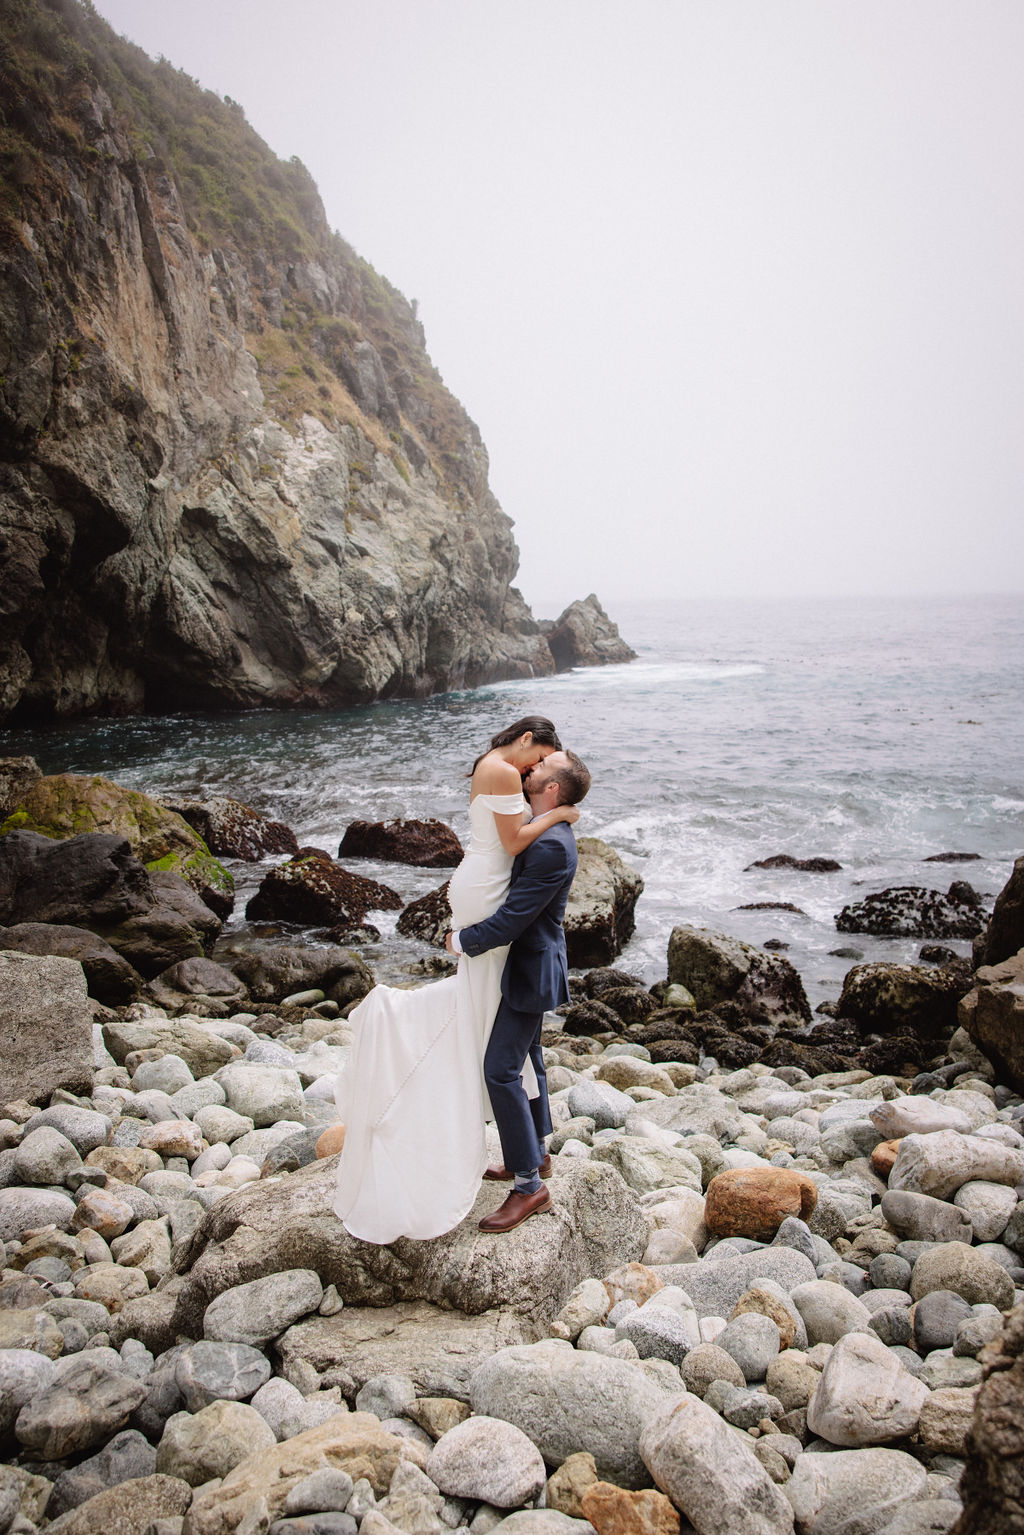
[{"x1": 333, "y1": 716, "x2": 590, "y2": 1243}]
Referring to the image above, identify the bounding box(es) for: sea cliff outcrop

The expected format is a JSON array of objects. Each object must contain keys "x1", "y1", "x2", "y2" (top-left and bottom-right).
[{"x1": 0, "y1": 0, "x2": 629, "y2": 722}]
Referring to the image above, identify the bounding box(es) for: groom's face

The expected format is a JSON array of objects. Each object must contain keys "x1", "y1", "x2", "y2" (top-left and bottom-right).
[{"x1": 525, "y1": 751, "x2": 568, "y2": 803}]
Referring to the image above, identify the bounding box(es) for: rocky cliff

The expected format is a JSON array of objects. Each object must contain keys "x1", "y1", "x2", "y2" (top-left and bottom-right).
[{"x1": 0, "y1": 0, "x2": 631, "y2": 722}]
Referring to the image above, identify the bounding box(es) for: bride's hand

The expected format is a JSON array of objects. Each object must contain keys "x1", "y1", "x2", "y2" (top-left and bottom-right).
[{"x1": 557, "y1": 805, "x2": 580, "y2": 825}]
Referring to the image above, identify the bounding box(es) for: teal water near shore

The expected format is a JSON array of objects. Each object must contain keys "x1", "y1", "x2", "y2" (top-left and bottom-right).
[{"x1": 3, "y1": 593, "x2": 1022, "y2": 1007}]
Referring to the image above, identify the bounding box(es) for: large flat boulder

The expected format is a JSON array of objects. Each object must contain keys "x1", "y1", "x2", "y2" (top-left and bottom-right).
[
  {"x1": 278, "y1": 1301, "x2": 534, "y2": 1399},
  {"x1": 0, "y1": 951, "x2": 94, "y2": 1101},
  {"x1": 170, "y1": 1157, "x2": 646, "y2": 1336}
]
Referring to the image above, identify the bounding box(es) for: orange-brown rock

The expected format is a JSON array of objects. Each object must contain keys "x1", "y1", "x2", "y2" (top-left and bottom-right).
[
  {"x1": 546, "y1": 1452, "x2": 600, "y2": 1517},
  {"x1": 871, "y1": 1138, "x2": 901, "y2": 1177},
  {"x1": 316, "y1": 1124, "x2": 346, "y2": 1158},
  {"x1": 704, "y1": 1167, "x2": 818, "y2": 1242},
  {"x1": 602, "y1": 1262, "x2": 664, "y2": 1308},
  {"x1": 730, "y1": 1284, "x2": 798, "y2": 1348},
  {"x1": 581, "y1": 1481, "x2": 681, "y2": 1535}
]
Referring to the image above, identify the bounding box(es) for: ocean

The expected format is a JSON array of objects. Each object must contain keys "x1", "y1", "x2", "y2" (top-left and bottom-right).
[{"x1": 3, "y1": 592, "x2": 1022, "y2": 1008}]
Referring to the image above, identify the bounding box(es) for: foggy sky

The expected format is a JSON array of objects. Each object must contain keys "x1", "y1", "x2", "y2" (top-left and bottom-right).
[{"x1": 91, "y1": 0, "x2": 1024, "y2": 612}]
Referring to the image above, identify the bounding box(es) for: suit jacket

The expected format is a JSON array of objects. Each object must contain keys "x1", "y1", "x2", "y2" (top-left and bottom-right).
[{"x1": 458, "y1": 820, "x2": 577, "y2": 1015}]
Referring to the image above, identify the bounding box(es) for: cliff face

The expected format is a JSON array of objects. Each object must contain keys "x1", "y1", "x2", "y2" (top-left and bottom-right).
[{"x1": 0, "y1": 0, "x2": 581, "y2": 721}]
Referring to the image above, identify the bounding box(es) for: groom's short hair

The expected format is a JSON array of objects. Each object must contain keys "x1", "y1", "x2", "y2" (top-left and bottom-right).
[{"x1": 551, "y1": 750, "x2": 591, "y2": 806}]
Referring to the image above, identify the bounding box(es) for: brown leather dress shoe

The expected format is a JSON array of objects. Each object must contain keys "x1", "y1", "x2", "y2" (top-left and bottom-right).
[
  {"x1": 478, "y1": 1185, "x2": 552, "y2": 1232},
  {"x1": 483, "y1": 1152, "x2": 553, "y2": 1182}
]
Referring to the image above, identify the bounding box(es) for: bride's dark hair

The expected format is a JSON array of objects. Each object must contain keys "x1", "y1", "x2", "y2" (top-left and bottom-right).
[{"x1": 469, "y1": 715, "x2": 561, "y2": 775}]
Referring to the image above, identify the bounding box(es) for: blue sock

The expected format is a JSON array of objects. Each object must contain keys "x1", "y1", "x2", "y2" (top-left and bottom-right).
[{"x1": 514, "y1": 1170, "x2": 541, "y2": 1195}]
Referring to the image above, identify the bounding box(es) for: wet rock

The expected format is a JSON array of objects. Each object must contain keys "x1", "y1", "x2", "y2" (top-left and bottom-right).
[
  {"x1": 972, "y1": 853, "x2": 1024, "y2": 967},
  {"x1": 167, "y1": 794, "x2": 299, "y2": 861},
  {"x1": 563, "y1": 839, "x2": 644, "y2": 968},
  {"x1": 836, "y1": 883, "x2": 986, "y2": 940},
  {"x1": 246, "y1": 847, "x2": 402, "y2": 925},
  {"x1": 960, "y1": 950, "x2": 1024, "y2": 1094},
  {"x1": 838, "y1": 962, "x2": 973, "y2": 1043},
  {"x1": 231, "y1": 944, "x2": 374, "y2": 1008},
  {"x1": 667, "y1": 926, "x2": 811, "y2": 1028},
  {"x1": 746, "y1": 854, "x2": 842, "y2": 873},
  {"x1": 339, "y1": 818, "x2": 463, "y2": 868}
]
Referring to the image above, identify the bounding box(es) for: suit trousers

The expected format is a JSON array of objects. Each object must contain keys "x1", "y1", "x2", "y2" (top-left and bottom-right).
[{"x1": 483, "y1": 998, "x2": 553, "y2": 1174}]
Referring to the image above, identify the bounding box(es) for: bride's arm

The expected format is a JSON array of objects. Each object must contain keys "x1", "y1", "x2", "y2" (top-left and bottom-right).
[{"x1": 492, "y1": 803, "x2": 579, "y2": 856}]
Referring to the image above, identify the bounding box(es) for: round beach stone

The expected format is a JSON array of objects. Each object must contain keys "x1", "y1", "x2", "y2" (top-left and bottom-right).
[
  {"x1": 250, "y1": 1376, "x2": 307, "y2": 1440},
  {"x1": 790, "y1": 1280, "x2": 873, "y2": 1345},
  {"x1": 70, "y1": 1187, "x2": 135, "y2": 1239},
  {"x1": 806, "y1": 1331, "x2": 929, "y2": 1446},
  {"x1": 910, "y1": 1241, "x2": 1016, "y2": 1309},
  {"x1": 785, "y1": 1448, "x2": 928, "y2": 1535},
  {"x1": 868, "y1": 1253, "x2": 914, "y2": 1292},
  {"x1": 23, "y1": 1105, "x2": 113, "y2": 1155},
  {"x1": 549, "y1": 1278, "x2": 611, "y2": 1342},
  {"x1": 215, "y1": 1062, "x2": 305, "y2": 1127},
  {"x1": 0, "y1": 1187, "x2": 76, "y2": 1241},
  {"x1": 869, "y1": 1099, "x2": 973, "y2": 1140},
  {"x1": 132, "y1": 1055, "x2": 195, "y2": 1095},
  {"x1": 156, "y1": 1398, "x2": 277, "y2": 1485},
  {"x1": 680, "y1": 1342, "x2": 746, "y2": 1397},
  {"x1": 614, "y1": 1306, "x2": 695, "y2": 1366},
  {"x1": 14, "y1": 1354, "x2": 148, "y2": 1458},
  {"x1": 193, "y1": 1104, "x2": 255, "y2": 1145},
  {"x1": 704, "y1": 1166, "x2": 818, "y2": 1242},
  {"x1": 880, "y1": 1189, "x2": 974, "y2": 1245},
  {"x1": 12, "y1": 1126, "x2": 82, "y2": 1185},
  {"x1": 469, "y1": 1340, "x2": 675, "y2": 1488},
  {"x1": 72, "y1": 1261, "x2": 149, "y2": 1311},
  {"x1": 355, "y1": 1374, "x2": 417, "y2": 1420},
  {"x1": 602, "y1": 1263, "x2": 665, "y2": 1308},
  {"x1": 715, "y1": 1312, "x2": 781, "y2": 1382},
  {"x1": 138, "y1": 1119, "x2": 204, "y2": 1160},
  {"x1": 285, "y1": 1468, "x2": 356, "y2": 1516},
  {"x1": 590, "y1": 1137, "x2": 702, "y2": 1195},
  {"x1": 888, "y1": 1129, "x2": 1024, "y2": 1201},
  {"x1": 638, "y1": 1393, "x2": 794, "y2": 1534},
  {"x1": 567, "y1": 1081, "x2": 636, "y2": 1130},
  {"x1": 174, "y1": 1339, "x2": 272, "y2": 1411},
  {"x1": 953, "y1": 1179, "x2": 1018, "y2": 1242},
  {"x1": 0, "y1": 1308, "x2": 65, "y2": 1358},
  {"x1": 912, "y1": 1290, "x2": 974, "y2": 1353},
  {"x1": 203, "y1": 1269, "x2": 324, "y2": 1347},
  {"x1": 765, "y1": 1350, "x2": 821, "y2": 1412},
  {"x1": 427, "y1": 1416, "x2": 546, "y2": 1507}
]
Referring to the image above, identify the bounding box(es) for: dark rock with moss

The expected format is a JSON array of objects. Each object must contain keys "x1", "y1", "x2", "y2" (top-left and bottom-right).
[
  {"x1": 339, "y1": 818, "x2": 463, "y2": 868},
  {"x1": 246, "y1": 848, "x2": 402, "y2": 926},
  {"x1": 0, "y1": 830, "x2": 220, "y2": 977},
  {"x1": 973, "y1": 855, "x2": 1024, "y2": 968},
  {"x1": 230, "y1": 944, "x2": 374, "y2": 1007},
  {"x1": 836, "y1": 882, "x2": 986, "y2": 939},
  {"x1": 0, "y1": 756, "x2": 42, "y2": 819},
  {"x1": 0, "y1": 773, "x2": 233, "y2": 918},
  {"x1": 667, "y1": 926, "x2": 811, "y2": 1029},
  {"x1": 0, "y1": 921, "x2": 142, "y2": 1005},
  {"x1": 396, "y1": 883, "x2": 452, "y2": 946},
  {"x1": 166, "y1": 796, "x2": 299, "y2": 862},
  {"x1": 839, "y1": 960, "x2": 973, "y2": 1045}
]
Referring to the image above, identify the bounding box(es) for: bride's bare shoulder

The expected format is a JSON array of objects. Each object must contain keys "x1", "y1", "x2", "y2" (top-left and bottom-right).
[{"x1": 471, "y1": 753, "x2": 522, "y2": 797}]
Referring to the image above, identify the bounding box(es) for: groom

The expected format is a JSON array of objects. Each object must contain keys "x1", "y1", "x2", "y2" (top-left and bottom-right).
[{"x1": 446, "y1": 748, "x2": 591, "y2": 1232}]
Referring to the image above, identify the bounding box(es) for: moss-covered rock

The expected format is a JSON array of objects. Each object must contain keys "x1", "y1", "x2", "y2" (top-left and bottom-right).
[{"x1": 0, "y1": 773, "x2": 233, "y2": 918}]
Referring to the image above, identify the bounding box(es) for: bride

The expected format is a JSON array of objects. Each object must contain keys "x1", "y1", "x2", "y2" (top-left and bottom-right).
[{"x1": 333, "y1": 716, "x2": 580, "y2": 1243}]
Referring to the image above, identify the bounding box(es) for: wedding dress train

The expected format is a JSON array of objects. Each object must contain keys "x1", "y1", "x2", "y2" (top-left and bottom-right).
[{"x1": 333, "y1": 791, "x2": 527, "y2": 1243}]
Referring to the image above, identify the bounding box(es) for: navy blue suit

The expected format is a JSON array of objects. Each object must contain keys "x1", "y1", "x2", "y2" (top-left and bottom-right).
[{"x1": 459, "y1": 820, "x2": 577, "y2": 1174}]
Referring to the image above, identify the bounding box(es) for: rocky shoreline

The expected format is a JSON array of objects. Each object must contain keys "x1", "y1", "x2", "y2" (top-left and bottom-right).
[{"x1": 1, "y1": 761, "x2": 1023, "y2": 1534}]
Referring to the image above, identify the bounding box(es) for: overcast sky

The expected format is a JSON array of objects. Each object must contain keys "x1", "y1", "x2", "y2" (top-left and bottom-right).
[{"x1": 92, "y1": 0, "x2": 1024, "y2": 612}]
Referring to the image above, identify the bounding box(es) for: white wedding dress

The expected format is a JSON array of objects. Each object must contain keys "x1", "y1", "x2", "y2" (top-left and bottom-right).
[{"x1": 333, "y1": 791, "x2": 527, "y2": 1243}]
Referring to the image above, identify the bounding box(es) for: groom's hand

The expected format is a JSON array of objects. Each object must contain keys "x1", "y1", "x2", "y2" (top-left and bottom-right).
[{"x1": 444, "y1": 931, "x2": 456, "y2": 955}]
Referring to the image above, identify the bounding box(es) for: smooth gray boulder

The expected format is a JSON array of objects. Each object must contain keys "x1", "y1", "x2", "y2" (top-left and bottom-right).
[{"x1": 469, "y1": 1340, "x2": 680, "y2": 1488}]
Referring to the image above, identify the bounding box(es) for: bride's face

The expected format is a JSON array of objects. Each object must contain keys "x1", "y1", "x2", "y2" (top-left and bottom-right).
[{"x1": 521, "y1": 742, "x2": 555, "y2": 772}]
